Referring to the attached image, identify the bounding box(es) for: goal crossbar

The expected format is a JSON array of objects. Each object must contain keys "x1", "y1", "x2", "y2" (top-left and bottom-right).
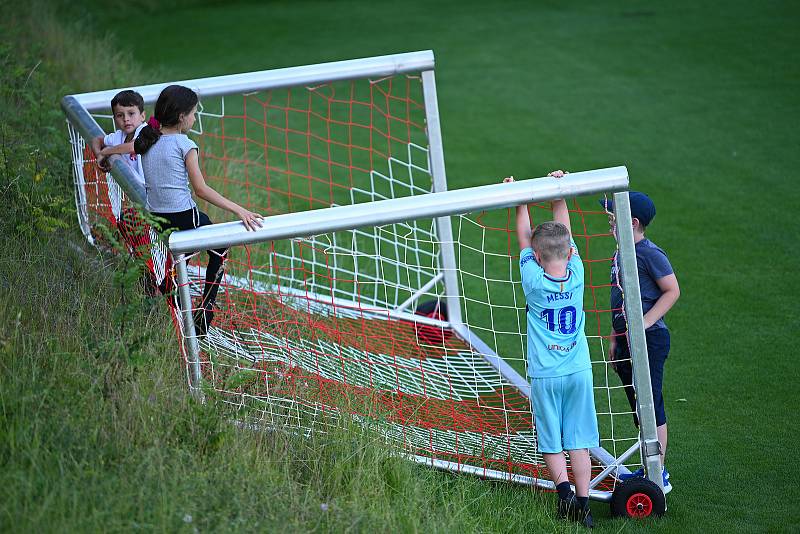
[
  {"x1": 68, "y1": 50, "x2": 435, "y2": 112},
  {"x1": 168, "y1": 167, "x2": 629, "y2": 254},
  {"x1": 62, "y1": 50, "x2": 438, "y2": 215}
]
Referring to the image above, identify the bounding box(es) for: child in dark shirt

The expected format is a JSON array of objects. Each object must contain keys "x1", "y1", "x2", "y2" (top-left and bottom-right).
[{"x1": 602, "y1": 192, "x2": 680, "y2": 492}]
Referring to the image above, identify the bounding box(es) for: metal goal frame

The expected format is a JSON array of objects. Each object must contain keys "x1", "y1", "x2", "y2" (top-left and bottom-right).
[{"x1": 62, "y1": 50, "x2": 665, "y2": 502}]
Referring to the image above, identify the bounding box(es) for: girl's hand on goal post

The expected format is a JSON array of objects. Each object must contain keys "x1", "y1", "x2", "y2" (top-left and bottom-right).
[{"x1": 236, "y1": 208, "x2": 264, "y2": 231}]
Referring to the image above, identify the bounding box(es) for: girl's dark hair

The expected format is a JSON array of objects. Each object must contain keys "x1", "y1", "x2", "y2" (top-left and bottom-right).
[{"x1": 134, "y1": 85, "x2": 199, "y2": 155}]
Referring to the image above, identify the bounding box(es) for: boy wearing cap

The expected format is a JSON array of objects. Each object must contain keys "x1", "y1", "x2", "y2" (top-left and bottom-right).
[
  {"x1": 601, "y1": 192, "x2": 680, "y2": 491},
  {"x1": 506, "y1": 172, "x2": 598, "y2": 527}
]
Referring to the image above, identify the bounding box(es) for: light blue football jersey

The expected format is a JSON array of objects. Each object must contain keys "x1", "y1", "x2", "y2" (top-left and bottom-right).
[{"x1": 520, "y1": 240, "x2": 592, "y2": 378}]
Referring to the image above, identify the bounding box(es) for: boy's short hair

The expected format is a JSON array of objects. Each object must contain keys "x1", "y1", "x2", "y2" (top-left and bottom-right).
[
  {"x1": 532, "y1": 221, "x2": 571, "y2": 262},
  {"x1": 111, "y1": 90, "x2": 145, "y2": 113}
]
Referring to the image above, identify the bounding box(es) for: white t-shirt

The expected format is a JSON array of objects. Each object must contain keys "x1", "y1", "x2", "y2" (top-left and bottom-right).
[
  {"x1": 103, "y1": 123, "x2": 146, "y2": 219},
  {"x1": 103, "y1": 123, "x2": 146, "y2": 184}
]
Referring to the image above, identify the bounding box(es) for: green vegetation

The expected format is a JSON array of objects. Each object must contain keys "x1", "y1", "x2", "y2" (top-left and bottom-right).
[{"x1": 2, "y1": 0, "x2": 799, "y2": 532}]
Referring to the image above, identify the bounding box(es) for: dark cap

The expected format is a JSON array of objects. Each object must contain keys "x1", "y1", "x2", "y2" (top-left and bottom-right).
[{"x1": 599, "y1": 191, "x2": 656, "y2": 226}]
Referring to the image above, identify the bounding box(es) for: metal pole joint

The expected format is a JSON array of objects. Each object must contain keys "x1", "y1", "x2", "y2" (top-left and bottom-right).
[{"x1": 643, "y1": 439, "x2": 662, "y2": 458}]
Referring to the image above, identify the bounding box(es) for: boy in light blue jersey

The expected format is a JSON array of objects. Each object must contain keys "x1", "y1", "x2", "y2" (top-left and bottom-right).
[{"x1": 505, "y1": 171, "x2": 598, "y2": 527}]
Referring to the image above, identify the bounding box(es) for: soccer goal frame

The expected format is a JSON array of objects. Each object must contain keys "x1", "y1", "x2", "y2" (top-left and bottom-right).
[
  {"x1": 168, "y1": 169, "x2": 664, "y2": 502},
  {"x1": 62, "y1": 50, "x2": 665, "y2": 506}
]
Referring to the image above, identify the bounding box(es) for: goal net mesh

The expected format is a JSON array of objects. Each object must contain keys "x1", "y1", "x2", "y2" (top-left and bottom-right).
[{"x1": 67, "y1": 72, "x2": 639, "y2": 489}]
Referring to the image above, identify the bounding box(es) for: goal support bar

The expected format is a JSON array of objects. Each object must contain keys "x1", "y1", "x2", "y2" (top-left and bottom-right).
[
  {"x1": 423, "y1": 69, "x2": 464, "y2": 330},
  {"x1": 168, "y1": 167, "x2": 630, "y2": 254},
  {"x1": 612, "y1": 191, "x2": 665, "y2": 493}
]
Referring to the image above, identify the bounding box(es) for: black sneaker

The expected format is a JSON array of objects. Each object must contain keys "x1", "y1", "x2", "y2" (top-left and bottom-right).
[
  {"x1": 193, "y1": 307, "x2": 214, "y2": 337},
  {"x1": 557, "y1": 492, "x2": 578, "y2": 519},
  {"x1": 579, "y1": 505, "x2": 594, "y2": 529},
  {"x1": 558, "y1": 493, "x2": 594, "y2": 528}
]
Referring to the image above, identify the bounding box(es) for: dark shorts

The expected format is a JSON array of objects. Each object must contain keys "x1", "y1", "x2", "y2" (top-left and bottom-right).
[
  {"x1": 152, "y1": 206, "x2": 213, "y2": 234},
  {"x1": 152, "y1": 207, "x2": 227, "y2": 308},
  {"x1": 614, "y1": 328, "x2": 670, "y2": 427}
]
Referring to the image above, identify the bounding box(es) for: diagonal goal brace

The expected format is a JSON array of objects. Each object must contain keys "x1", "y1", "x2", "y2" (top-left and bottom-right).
[{"x1": 62, "y1": 50, "x2": 663, "y2": 505}]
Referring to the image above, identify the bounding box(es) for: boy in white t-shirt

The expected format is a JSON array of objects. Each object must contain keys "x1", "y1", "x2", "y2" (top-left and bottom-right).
[
  {"x1": 91, "y1": 90, "x2": 157, "y2": 295},
  {"x1": 90, "y1": 89, "x2": 146, "y2": 187},
  {"x1": 90, "y1": 90, "x2": 146, "y2": 222}
]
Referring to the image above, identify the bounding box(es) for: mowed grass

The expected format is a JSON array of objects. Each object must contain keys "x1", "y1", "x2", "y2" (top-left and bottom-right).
[{"x1": 15, "y1": 0, "x2": 800, "y2": 531}]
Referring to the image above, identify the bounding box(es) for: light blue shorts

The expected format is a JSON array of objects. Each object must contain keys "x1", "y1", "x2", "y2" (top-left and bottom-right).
[{"x1": 530, "y1": 369, "x2": 599, "y2": 454}]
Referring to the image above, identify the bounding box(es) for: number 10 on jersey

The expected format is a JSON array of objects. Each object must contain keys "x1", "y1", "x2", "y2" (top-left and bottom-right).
[{"x1": 540, "y1": 306, "x2": 578, "y2": 334}]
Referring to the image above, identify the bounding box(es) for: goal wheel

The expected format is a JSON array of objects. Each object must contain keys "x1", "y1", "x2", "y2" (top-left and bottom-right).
[
  {"x1": 414, "y1": 299, "x2": 447, "y2": 319},
  {"x1": 413, "y1": 300, "x2": 451, "y2": 345},
  {"x1": 610, "y1": 478, "x2": 666, "y2": 518}
]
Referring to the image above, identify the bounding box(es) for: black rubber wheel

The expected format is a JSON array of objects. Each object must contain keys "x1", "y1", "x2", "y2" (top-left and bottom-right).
[
  {"x1": 610, "y1": 477, "x2": 666, "y2": 518},
  {"x1": 413, "y1": 300, "x2": 450, "y2": 345},
  {"x1": 415, "y1": 299, "x2": 447, "y2": 318}
]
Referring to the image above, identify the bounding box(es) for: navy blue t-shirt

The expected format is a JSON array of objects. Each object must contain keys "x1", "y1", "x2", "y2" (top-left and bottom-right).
[{"x1": 610, "y1": 238, "x2": 674, "y2": 333}]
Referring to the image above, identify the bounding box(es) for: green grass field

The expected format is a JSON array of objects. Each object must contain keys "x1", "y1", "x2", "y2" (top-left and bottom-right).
[{"x1": 3, "y1": 0, "x2": 799, "y2": 531}]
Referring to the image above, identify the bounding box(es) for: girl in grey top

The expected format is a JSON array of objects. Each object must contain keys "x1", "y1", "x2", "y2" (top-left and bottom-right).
[
  {"x1": 141, "y1": 132, "x2": 199, "y2": 213},
  {"x1": 135, "y1": 85, "x2": 263, "y2": 335}
]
